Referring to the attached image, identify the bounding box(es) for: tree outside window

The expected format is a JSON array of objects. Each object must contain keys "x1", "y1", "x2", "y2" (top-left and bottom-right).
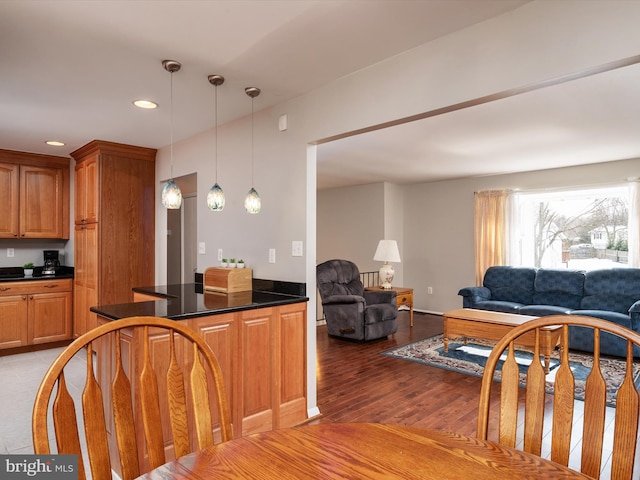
[{"x1": 513, "y1": 187, "x2": 629, "y2": 270}]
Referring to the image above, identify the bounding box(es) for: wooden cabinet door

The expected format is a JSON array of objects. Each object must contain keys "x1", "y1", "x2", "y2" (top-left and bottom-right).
[
  {"x1": 74, "y1": 155, "x2": 99, "y2": 224},
  {"x1": 0, "y1": 163, "x2": 20, "y2": 238},
  {"x1": 0, "y1": 294, "x2": 28, "y2": 349},
  {"x1": 239, "y1": 307, "x2": 274, "y2": 435},
  {"x1": 28, "y1": 290, "x2": 73, "y2": 344},
  {"x1": 19, "y1": 165, "x2": 63, "y2": 238},
  {"x1": 74, "y1": 223, "x2": 99, "y2": 336},
  {"x1": 275, "y1": 303, "x2": 307, "y2": 429},
  {"x1": 189, "y1": 314, "x2": 237, "y2": 440}
]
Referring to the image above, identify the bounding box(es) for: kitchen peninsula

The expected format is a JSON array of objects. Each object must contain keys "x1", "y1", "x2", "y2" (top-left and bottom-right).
[{"x1": 90, "y1": 280, "x2": 309, "y2": 460}]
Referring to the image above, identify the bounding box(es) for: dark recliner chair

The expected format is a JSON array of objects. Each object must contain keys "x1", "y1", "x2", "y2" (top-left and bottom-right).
[{"x1": 316, "y1": 259, "x2": 398, "y2": 341}]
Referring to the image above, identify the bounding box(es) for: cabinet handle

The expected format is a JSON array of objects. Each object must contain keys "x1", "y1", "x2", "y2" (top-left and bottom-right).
[
  {"x1": 0, "y1": 287, "x2": 11, "y2": 291},
  {"x1": 22, "y1": 296, "x2": 26, "y2": 300},
  {"x1": 44, "y1": 284, "x2": 58, "y2": 288},
  {"x1": 30, "y1": 295, "x2": 34, "y2": 300},
  {"x1": 13, "y1": 233, "x2": 17, "y2": 237}
]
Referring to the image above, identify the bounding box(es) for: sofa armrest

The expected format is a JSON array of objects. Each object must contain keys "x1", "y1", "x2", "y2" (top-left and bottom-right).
[
  {"x1": 322, "y1": 294, "x2": 365, "y2": 306},
  {"x1": 458, "y1": 286, "x2": 491, "y2": 308},
  {"x1": 363, "y1": 289, "x2": 397, "y2": 305},
  {"x1": 629, "y1": 300, "x2": 640, "y2": 330}
]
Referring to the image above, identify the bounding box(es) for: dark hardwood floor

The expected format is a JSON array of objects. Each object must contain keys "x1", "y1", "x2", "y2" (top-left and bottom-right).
[
  {"x1": 310, "y1": 311, "x2": 495, "y2": 437},
  {"x1": 309, "y1": 310, "x2": 626, "y2": 479}
]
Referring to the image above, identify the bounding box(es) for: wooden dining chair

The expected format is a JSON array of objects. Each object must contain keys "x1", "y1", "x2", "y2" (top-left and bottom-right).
[
  {"x1": 477, "y1": 315, "x2": 640, "y2": 480},
  {"x1": 32, "y1": 316, "x2": 232, "y2": 480}
]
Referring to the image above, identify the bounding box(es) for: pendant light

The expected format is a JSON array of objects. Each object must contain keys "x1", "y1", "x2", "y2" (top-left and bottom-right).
[
  {"x1": 161, "y1": 59, "x2": 183, "y2": 209},
  {"x1": 244, "y1": 87, "x2": 261, "y2": 214},
  {"x1": 207, "y1": 74, "x2": 225, "y2": 211}
]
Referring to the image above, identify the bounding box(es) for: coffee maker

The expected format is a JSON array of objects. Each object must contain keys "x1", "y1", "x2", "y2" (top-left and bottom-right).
[{"x1": 43, "y1": 250, "x2": 61, "y2": 275}]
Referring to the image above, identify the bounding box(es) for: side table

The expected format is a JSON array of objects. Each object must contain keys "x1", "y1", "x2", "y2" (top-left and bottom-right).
[{"x1": 365, "y1": 286, "x2": 414, "y2": 327}]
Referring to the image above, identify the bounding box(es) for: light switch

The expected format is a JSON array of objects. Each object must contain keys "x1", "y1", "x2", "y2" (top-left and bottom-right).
[
  {"x1": 292, "y1": 241, "x2": 303, "y2": 257},
  {"x1": 269, "y1": 248, "x2": 276, "y2": 263},
  {"x1": 7, "y1": 248, "x2": 14, "y2": 258},
  {"x1": 199, "y1": 242, "x2": 206, "y2": 254},
  {"x1": 217, "y1": 249, "x2": 223, "y2": 261},
  {"x1": 278, "y1": 114, "x2": 288, "y2": 131}
]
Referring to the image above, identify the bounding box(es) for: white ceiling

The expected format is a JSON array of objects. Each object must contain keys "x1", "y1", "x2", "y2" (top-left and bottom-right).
[
  {"x1": 316, "y1": 60, "x2": 640, "y2": 189},
  {"x1": 2, "y1": 1, "x2": 638, "y2": 191}
]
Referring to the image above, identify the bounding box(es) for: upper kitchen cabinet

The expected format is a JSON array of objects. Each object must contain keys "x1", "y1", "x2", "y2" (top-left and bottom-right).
[
  {"x1": 74, "y1": 152, "x2": 99, "y2": 224},
  {"x1": 70, "y1": 140, "x2": 156, "y2": 336},
  {"x1": 0, "y1": 149, "x2": 70, "y2": 239}
]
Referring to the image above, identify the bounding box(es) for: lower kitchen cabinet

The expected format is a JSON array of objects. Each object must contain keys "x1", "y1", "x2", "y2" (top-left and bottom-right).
[
  {"x1": 0, "y1": 294, "x2": 28, "y2": 349},
  {"x1": 95, "y1": 300, "x2": 307, "y2": 475},
  {"x1": 0, "y1": 279, "x2": 73, "y2": 349}
]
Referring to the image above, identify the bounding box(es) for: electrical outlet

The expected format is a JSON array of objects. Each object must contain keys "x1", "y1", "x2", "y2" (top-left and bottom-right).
[
  {"x1": 427, "y1": 286, "x2": 433, "y2": 294},
  {"x1": 269, "y1": 248, "x2": 276, "y2": 263},
  {"x1": 7, "y1": 248, "x2": 14, "y2": 258},
  {"x1": 292, "y1": 241, "x2": 303, "y2": 257},
  {"x1": 217, "y1": 249, "x2": 223, "y2": 261},
  {"x1": 198, "y1": 242, "x2": 206, "y2": 255}
]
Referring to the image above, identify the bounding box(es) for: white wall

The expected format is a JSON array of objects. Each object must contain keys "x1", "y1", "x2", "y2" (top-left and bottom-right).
[
  {"x1": 403, "y1": 157, "x2": 640, "y2": 314},
  {"x1": 317, "y1": 183, "x2": 384, "y2": 271},
  {"x1": 318, "y1": 157, "x2": 640, "y2": 316},
  {"x1": 152, "y1": 1, "x2": 640, "y2": 417}
]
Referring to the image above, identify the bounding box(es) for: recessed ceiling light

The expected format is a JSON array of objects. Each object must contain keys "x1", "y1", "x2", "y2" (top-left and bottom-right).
[
  {"x1": 45, "y1": 140, "x2": 65, "y2": 147},
  {"x1": 133, "y1": 99, "x2": 158, "y2": 109}
]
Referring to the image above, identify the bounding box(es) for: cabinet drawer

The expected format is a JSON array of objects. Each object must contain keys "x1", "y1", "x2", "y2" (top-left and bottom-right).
[
  {"x1": 397, "y1": 293, "x2": 413, "y2": 306},
  {"x1": 0, "y1": 279, "x2": 72, "y2": 295}
]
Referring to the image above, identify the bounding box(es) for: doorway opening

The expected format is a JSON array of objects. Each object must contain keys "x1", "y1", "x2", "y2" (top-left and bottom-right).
[{"x1": 166, "y1": 173, "x2": 197, "y2": 284}]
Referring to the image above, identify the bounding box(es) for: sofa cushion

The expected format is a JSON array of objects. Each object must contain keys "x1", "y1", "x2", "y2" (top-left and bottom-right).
[
  {"x1": 582, "y1": 269, "x2": 640, "y2": 314},
  {"x1": 570, "y1": 309, "x2": 633, "y2": 328},
  {"x1": 568, "y1": 310, "x2": 640, "y2": 357},
  {"x1": 531, "y1": 269, "x2": 585, "y2": 309},
  {"x1": 483, "y1": 266, "x2": 536, "y2": 305},
  {"x1": 474, "y1": 300, "x2": 523, "y2": 314},
  {"x1": 519, "y1": 305, "x2": 573, "y2": 316}
]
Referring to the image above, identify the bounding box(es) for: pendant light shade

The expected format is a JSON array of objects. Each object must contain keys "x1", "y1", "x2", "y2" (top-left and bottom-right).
[
  {"x1": 207, "y1": 183, "x2": 225, "y2": 210},
  {"x1": 244, "y1": 187, "x2": 261, "y2": 214},
  {"x1": 207, "y1": 74, "x2": 225, "y2": 211},
  {"x1": 245, "y1": 86, "x2": 261, "y2": 214},
  {"x1": 162, "y1": 180, "x2": 183, "y2": 209},
  {"x1": 161, "y1": 59, "x2": 183, "y2": 210}
]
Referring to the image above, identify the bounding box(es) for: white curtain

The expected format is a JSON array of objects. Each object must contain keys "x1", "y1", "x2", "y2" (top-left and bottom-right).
[{"x1": 628, "y1": 180, "x2": 640, "y2": 267}]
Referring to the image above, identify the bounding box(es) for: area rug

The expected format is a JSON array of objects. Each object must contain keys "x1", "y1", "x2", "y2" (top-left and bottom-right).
[{"x1": 383, "y1": 334, "x2": 640, "y2": 407}]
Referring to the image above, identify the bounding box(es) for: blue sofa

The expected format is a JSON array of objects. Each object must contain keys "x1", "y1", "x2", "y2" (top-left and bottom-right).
[{"x1": 458, "y1": 266, "x2": 640, "y2": 357}]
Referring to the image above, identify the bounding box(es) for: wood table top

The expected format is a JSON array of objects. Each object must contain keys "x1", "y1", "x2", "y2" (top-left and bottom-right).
[
  {"x1": 443, "y1": 308, "x2": 551, "y2": 327},
  {"x1": 136, "y1": 423, "x2": 591, "y2": 479}
]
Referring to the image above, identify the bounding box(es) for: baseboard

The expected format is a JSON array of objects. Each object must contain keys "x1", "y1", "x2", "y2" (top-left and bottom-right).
[
  {"x1": 414, "y1": 308, "x2": 444, "y2": 316},
  {"x1": 307, "y1": 406, "x2": 321, "y2": 420}
]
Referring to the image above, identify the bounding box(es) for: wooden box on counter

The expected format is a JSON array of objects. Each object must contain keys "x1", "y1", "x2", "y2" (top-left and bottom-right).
[
  {"x1": 203, "y1": 291, "x2": 253, "y2": 309},
  {"x1": 204, "y1": 267, "x2": 253, "y2": 293}
]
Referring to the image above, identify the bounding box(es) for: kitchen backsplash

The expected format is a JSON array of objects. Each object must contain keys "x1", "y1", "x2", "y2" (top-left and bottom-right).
[{"x1": 0, "y1": 240, "x2": 70, "y2": 268}]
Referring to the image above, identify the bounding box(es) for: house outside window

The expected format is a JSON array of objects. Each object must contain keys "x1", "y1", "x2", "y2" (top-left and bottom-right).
[{"x1": 511, "y1": 186, "x2": 629, "y2": 270}]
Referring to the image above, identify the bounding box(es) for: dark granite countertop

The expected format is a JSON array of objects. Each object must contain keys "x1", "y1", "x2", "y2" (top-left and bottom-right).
[
  {"x1": 0, "y1": 266, "x2": 74, "y2": 282},
  {"x1": 91, "y1": 280, "x2": 308, "y2": 321}
]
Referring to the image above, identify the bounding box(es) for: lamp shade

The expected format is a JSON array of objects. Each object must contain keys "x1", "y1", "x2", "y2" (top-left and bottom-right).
[
  {"x1": 162, "y1": 180, "x2": 183, "y2": 209},
  {"x1": 373, "y1": 240, "x2": 401, "y2": 263}
]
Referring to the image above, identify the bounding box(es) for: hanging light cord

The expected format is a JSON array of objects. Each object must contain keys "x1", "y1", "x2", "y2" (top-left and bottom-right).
[
  {"x1": 169, "y1": 69, "x2": 175, "y2": 181},
  {"x1": 250, "y1": 95, "x2": 255, "y2": 187},
  {"x1": 214, "y1": 83, "x2": 219, "y2": 182}
]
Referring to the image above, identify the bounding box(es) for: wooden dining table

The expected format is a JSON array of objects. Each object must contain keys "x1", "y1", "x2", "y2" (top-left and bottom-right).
[{"x1": 137, "y1": 423, "x2": 591, "y2": 479}]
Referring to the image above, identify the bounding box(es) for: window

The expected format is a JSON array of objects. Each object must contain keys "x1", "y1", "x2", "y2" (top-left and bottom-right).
[{"x1": 511, "y1": 186, "x2": 629, "y2": 270}]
